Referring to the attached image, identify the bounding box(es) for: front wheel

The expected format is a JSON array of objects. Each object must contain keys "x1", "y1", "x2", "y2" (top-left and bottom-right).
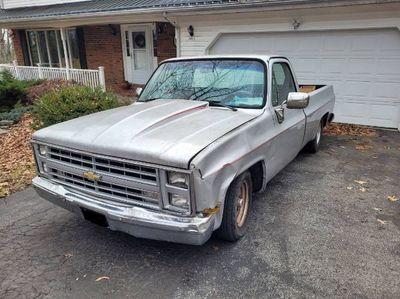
[
  {"x1": 304, "y1": 121, "x2": 322, "y2": 154},
  {"x1": 216, "y1": 171, "x2": 252, "y2": 242}
]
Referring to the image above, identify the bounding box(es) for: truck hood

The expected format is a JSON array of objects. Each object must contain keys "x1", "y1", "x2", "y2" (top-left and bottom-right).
[{"x1": 32, "y1": 99, "x2": 262, "y2": 168}]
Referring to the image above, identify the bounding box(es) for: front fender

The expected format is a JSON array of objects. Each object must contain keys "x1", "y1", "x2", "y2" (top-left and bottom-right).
[{"x1": 190, "y1": 110, "x2": 276, "y2": 229}]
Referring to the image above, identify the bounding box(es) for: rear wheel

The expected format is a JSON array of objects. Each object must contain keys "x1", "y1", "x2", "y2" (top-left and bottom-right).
[
  {"x1": 216, "y1": 171, "x2": 252, "y2": 242},
  {"x1": 305, "y1": 121, "x2": 323, "y2": 153}
]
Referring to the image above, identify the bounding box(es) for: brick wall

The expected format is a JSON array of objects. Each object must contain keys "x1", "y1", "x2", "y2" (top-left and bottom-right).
[
  {"x1": 155, "y1": 22, "x2": 176, "y2": 64},
  {"x1": 11, "y1": 30, "x2": 26, "y2": 66},
  {"x1": 83, "y1": 25, "x2": 125, "y2": 93}
]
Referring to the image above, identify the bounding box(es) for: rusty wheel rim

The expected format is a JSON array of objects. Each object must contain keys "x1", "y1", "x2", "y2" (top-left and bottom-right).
[{"x1": 236, "y1": 180, "x2": 250, "y2": 227}]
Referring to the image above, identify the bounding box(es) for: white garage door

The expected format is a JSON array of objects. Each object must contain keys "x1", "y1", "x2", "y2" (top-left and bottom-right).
[{"x1": 210, "y1": 29, "x2": 400, "y2": 128}]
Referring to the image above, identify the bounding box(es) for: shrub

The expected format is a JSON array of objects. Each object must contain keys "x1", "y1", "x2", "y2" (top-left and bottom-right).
[
  {"x1": 32, "y1": 86, "x2": 124, "y2": 128},
  {"x1": 0, "y1": 70, "x2": 41, "y2": 108},
  {"x1": 0, "y1": 106, "x2": 33, "y2": 123}
]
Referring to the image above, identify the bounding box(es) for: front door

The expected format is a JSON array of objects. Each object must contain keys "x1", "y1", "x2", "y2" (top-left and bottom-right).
[{"x1": 123, "y1": 26, "x2": 154, "y2": 85}]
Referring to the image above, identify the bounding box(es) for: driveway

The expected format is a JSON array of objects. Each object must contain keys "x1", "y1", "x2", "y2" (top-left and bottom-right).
[{"x1": 1, "y1": 131, "x2": 399, "y2": 299}]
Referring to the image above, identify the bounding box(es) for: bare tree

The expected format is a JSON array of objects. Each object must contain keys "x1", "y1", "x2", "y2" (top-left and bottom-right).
[{"x1": 0, "y1": 29, "x2": 15, "y2": 64}]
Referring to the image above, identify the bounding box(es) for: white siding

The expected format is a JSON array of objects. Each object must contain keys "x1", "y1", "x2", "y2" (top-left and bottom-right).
[
  {"x1": 3, "y1": 0, "x2": 89, "y2": 9},
  {"x1": 176, "y1": 5, "x2": 400, "y2": 128}
]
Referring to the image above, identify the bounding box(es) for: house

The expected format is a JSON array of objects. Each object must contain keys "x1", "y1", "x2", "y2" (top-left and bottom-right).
[{"x1": 0, "y1": 0, "x2": 399, "y2": 129}]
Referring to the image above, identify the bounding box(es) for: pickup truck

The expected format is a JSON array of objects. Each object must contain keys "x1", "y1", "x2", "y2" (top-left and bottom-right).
[{"x1": 32, "y1": 55, "x2": 335, "y2": 245}]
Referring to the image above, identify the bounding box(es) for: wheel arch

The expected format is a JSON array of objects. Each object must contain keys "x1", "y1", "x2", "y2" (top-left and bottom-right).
[
  {"x1": 248, "y1": 160, "x2": 267, "y2": 193},
  {"x1": 322, "y1": 112, "x2": 330, "y2": 127}
]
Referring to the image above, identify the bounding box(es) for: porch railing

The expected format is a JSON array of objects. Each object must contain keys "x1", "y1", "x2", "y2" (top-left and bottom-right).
[{"x1": 0, "y1": 61, "x2": 106, "y2": 91}]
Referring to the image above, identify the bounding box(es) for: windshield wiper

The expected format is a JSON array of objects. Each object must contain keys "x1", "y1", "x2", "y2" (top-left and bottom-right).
[
  {"x1": 141, "y1": 97, "x2": 161, "y2": 102},
  {"x1": 207, "y1": 101, "x2": 237, "y2": 111}
]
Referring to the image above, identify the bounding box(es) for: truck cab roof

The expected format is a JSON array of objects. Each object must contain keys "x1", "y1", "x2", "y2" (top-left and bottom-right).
[{"x1": 164, "y1": 55, "x2": 287, "y2": 64}]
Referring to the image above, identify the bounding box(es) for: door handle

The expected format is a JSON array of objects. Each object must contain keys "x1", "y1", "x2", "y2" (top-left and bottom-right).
[{"x1": 274, "y1": 107, "x2": 285, "y2": 124}]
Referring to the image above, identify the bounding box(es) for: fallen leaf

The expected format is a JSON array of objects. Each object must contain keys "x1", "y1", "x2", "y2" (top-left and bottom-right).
[
  {"x1": 359, "y1": 187, "x2": 366, "y2": 193},
  {"x1": 388, "y1": 195, "x2": 398, "y2": 202},
  {"x1": 355, "y1": 144, "x2": 373, "y2": 152},
  {"x1": 377, "y1": 219, "x2": 387, "y2": 225},
  {"x1": 95, "y1": 276, "x2": 110, "y2": 282},
  {"x1": 0, "y1": 114, "x2": 36, "y2": 198},
  {"x1": 324, "y1": 123, "x2": 377, "y2": 137},
  {"x1": 354, "y1": 180, "x2": 367, "y2": 185}
]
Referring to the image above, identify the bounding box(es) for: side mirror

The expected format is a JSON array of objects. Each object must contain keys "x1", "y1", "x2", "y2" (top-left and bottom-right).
[
  {"x1": 136, "y1": 87, "x2": 143, "y2": 97},
  {"x1": 287, "y1": 92, "x2": 309, "y2": 109}
]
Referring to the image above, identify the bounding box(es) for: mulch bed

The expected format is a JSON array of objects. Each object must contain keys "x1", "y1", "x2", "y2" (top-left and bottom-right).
[
  {"x1": 24, "y1": 80, "x2": 72, "y2": 105},
  {"x1": 0, "y1": 114, "x2": 36, "y2": 198}
]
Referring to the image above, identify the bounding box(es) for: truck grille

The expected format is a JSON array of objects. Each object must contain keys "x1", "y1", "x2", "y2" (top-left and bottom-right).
[
  {"x1": 49, "y1": 147, "x2": 157, "y2": 183},
  {"x1": 46, "y1": 146, "x2": 160, "y2": 208}
]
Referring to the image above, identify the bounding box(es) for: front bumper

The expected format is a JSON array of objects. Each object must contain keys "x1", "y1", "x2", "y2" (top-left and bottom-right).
[{"x1": 32, "y1": 176, "x2": 215, "y2": 245}]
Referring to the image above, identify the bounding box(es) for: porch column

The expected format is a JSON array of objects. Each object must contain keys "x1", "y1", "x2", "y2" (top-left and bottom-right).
[{"x1": 60, "y1": 28, "x2": 71, "y2": 80}]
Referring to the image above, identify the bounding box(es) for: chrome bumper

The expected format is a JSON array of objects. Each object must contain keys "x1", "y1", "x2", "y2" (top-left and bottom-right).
[{"x1": 32, "y1": 177, "x2": 215, "y2": 245}]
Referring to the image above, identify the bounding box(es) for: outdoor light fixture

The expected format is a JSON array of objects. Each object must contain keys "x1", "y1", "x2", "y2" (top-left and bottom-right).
[
  {"x1": 292, "y1": 18, "x2": 303, "y2": 30},
  {"x1": 187, "y1": 25, "x2": 194, "y2": 38}
]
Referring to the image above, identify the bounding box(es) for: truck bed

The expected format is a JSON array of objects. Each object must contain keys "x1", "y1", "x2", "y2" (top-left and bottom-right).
[{"x1": 300, "y1": 85, "x2": 335, "y2": 147}]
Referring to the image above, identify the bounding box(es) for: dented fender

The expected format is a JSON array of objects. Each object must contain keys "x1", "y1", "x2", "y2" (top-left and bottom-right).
[{"x1": 190, "y1": 110, "x2": 277, "y2": 229}]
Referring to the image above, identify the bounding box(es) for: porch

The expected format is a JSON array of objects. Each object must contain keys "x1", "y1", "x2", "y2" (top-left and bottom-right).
[{"x1": 11, "y1": 22, "x2": 176, "y2": 94}]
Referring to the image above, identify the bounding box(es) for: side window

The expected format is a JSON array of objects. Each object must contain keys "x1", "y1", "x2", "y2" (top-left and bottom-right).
[{"x1": 271, "y1": 63, "x2": 296, "y2": 106}]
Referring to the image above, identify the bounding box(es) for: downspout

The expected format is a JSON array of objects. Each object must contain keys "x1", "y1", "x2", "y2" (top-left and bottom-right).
[{"x1": 163, "y1": 12, "x2": 180, "y2": 57}]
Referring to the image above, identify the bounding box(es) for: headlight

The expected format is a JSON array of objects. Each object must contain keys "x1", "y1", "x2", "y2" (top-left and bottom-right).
[
  {"x1": 39, "y1": 144, "x2": 47, "y2": 156},
  {"x1": 169, "y1": 194, "x2": 189, "y2": 209},
  {"x1": 167, "y1": 171, "x2": 189, "y2": 189}
]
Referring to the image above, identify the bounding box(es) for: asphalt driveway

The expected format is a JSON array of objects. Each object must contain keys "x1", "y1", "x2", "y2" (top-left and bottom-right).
[{"x1": 1, "y1": 131, "x2": 399, "y2": 299}]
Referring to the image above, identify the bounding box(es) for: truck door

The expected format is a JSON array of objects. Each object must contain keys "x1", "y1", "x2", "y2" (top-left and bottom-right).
[{"x1": 267, "y1": 59, "x2": 306, "y2": 178}]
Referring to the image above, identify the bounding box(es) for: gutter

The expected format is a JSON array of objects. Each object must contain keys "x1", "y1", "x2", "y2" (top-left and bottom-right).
[{"x1": 0, "y1": 0, "x2": 399, "y2": 24}]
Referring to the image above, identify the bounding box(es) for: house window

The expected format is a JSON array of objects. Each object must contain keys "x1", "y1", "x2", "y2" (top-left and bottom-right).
[{"x1": 25, "y1": 29, "x2": 81, "y2": 68}]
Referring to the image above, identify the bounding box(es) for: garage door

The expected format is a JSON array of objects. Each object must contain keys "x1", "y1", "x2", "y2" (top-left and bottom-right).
[{"x1": 210, "y1": 29, "x2": 400, "y2": 128}]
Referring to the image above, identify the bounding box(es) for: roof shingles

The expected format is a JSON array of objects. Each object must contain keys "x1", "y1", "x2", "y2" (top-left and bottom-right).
[{"x1": 0, "y1": 0, "x2": 356, "y2": 22}]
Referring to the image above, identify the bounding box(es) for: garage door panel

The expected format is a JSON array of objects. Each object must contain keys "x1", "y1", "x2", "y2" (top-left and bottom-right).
[
  {"x1": 323, "y1": 37, "x2": 350, "y2": 51},
  {"x1": 348, "y1": 58, "x2": 374, "y2": 74},
  {"x1": 210, "y1": 29, "x2": 400, "y2": 128},
  {"x1": 335, "y1": 102, "x2": 399, "y2": 128},
  {"x1": 377, "y1": 59, "x2": 400, "y2": 75},
  {"x1": 293, "y1": 58, "x2": 319, "y2": 73},
  {"x1": 273, "y1": 38, "x2": 294, "y2": 51},
  {"x1": 380, "y1": 33, "x2": 400, "y2": 51},
  {"x1": 350, "y1": 36, "x2": 379, "y2": 53},
  {"x1": 371, "y1": 82, "x2": 400, "y2": 99},
  {"x1": 343, "y1": 81, "x2": 371, "y2": 97},
  {"x1": 320, "y1": 58, "x2": 345, "y2": 74}
]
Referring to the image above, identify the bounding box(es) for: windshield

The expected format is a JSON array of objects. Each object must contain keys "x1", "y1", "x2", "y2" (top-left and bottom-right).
[{"x1": 139, "y1": 59, "x2": 265, "y2": 108}]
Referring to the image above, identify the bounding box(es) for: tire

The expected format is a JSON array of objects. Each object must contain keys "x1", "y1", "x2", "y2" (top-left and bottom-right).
[
  {"x1": 304, "y1": 121, "x2": 323, "y2": 154},
  {"x1": 216, "y1": 171, "x2": 253, "y2": 242}
]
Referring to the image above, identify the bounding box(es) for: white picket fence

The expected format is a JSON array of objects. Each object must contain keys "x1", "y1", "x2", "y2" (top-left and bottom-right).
[{"x1": 0, "y1": 61, "x2": 106, "y2": 91}]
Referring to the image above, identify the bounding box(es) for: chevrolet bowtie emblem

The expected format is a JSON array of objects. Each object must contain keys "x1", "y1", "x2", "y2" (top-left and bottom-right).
[{"x1": 83, "y1": 171, "x2": 102, "y2": 181}]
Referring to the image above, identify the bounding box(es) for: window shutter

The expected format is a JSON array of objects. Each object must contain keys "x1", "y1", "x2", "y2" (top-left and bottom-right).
[{"x1": 76, "y1": 27, "x2": 87, "y2": 69}]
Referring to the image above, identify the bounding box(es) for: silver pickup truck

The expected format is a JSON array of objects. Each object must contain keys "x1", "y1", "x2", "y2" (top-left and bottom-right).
[{"x1": 32, "y1": 55, "x2": 335, "y2": 245}]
